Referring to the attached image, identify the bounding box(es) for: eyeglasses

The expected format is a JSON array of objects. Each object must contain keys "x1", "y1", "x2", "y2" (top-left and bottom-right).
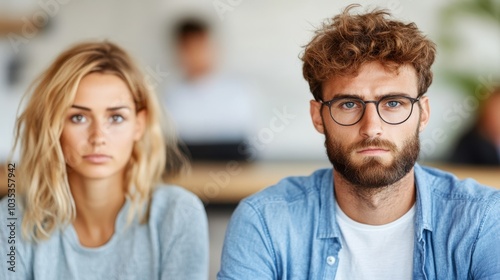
[{"x1": 319, "y1": 95, "x2": 420, "y2": 126}]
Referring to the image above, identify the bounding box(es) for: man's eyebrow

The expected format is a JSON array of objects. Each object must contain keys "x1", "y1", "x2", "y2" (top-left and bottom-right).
[
  {"x1": 329, "y1": 93, "x2": 364, "y2": 100},
  {"x1": 70, "y1": 105, "x2": 131, "y2": 111},
  {"x1": 330, "y1": 92, "x2": 413, "y2": 100},
  {"x1": 376, "y1": 92, "x2": 413, "y2": 98}
]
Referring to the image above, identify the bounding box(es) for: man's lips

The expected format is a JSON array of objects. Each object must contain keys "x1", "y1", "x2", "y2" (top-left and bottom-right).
[
  {"x1": 356, "y1": 147, "x2": 390, "y2": 155},
  {"x1": 82, "y1": 154, "x2": 112, "y2": 163}
]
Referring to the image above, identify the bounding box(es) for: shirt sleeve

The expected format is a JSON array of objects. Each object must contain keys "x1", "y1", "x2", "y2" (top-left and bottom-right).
[
  {"x1": 217, "y1": 200, "x2": 278, "y2": 280},
  {"x1": 160, "y1": 192, "x2": 209, "y2": 280},
  {"x1": 470, "y1": 193, "x2": 500, "y2": 279}
]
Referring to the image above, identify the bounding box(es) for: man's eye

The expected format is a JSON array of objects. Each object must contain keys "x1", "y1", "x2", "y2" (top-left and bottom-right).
[
  {"x1": 70, "y1": 115, "x2": 86, "y2": 123},
  {"x1": 333, "y1": 99, "x2": 362, "y2": 110},
  {"x1": 342, "y1": 102, "x2": 357, "y2": 109},
  {"x1": 340, "y1": 101, "x2": 362, "y2": 109},
  {"x1": 383, "y1": 97, "x2": 410, "y2": 109},
  {"x1": 386, "y1": 100, "x2": 401, "y2": 107}
]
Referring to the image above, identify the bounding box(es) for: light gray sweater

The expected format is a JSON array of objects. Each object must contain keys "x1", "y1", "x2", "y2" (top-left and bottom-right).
[{"x1": 0, "y1": 185, "x2": 208, "y2": 280}]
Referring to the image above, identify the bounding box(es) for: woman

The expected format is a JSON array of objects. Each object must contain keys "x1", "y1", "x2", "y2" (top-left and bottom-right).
[{"x1": 0, "y1": 41, "x2": 208, "y2": 279}]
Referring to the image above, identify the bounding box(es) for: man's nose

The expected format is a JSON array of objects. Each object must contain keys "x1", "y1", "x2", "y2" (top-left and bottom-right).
[{"x1": 358, "y1": 102, "x2": 383, "y2": 138}]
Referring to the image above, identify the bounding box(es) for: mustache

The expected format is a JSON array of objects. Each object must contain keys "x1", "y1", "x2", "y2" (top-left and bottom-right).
[{"x1": 349, "y1": 138, "x2": 397, "y2": 152}]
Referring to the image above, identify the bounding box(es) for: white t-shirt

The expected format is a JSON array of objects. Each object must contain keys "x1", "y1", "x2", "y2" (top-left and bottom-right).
[{"x1": 335, "y1": 203, "x2": 415, "y2": 280}]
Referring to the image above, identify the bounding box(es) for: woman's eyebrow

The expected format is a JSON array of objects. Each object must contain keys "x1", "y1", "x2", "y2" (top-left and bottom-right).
[
  {"x1": 107, "y1": 106, "x2": 131, "y2": 111},
  {"x1": 71, "y1": 105, "x2": 91, "y2": 111},
  {"x1": 70, "y1": 105, "x2": 131, "y2": 111}
]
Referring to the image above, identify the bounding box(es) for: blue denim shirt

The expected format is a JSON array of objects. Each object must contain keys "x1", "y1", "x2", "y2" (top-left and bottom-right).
[{"x1": 218, "y1": 164, "x2": 500, "y2": 279}]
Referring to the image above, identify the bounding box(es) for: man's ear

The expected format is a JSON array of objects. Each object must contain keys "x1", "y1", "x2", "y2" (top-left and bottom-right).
[
  {"x1": 134, "y1": 109, "x2": 147, "y2": 141},
  {"x1": 310, "y1": 100, "x2": 325, "y2": 134},
  {"x1": 418, "y1": 96, "x2": 430, "y2": 132}
]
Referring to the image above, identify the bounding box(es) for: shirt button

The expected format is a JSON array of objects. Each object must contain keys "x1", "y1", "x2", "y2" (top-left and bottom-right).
[{"x1": 327, "y1": 256, "x2": 336, "y2": 265}]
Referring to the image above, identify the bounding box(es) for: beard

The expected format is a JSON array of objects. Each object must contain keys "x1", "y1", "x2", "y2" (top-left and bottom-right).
[{"x1": 325, "y1": 129, "x2": 420, "y2": 189}]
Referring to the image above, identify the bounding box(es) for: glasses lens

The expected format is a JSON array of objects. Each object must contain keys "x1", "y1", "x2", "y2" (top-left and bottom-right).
[
  {"x1": 330, "y1": 98, "x2": 365, "y2": 125},
  {"x1": 377, "y1": 96, "x2": 414, "y2": 124}
]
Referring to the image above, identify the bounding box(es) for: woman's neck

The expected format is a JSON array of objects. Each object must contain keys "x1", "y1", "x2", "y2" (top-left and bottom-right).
[{"x1": 68, "y1": 171, "x2": 126, "y2": 247}]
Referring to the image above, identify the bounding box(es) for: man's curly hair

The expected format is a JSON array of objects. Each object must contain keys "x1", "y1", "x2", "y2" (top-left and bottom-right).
[{"x1": 301, "y1": 4, "x2": 436, "y2": 101}]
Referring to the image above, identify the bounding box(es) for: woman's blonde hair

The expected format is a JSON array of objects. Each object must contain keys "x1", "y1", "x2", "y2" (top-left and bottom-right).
[{"x1": 11, "y1": 41, "x2": 187, "y2": 241}]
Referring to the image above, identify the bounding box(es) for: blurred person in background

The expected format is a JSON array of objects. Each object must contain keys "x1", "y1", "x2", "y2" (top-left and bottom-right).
[
  {"x1": 0, "y1": 16, "x2": 27, "y2": 198},
  {"x1": 450, "y1": 86, "x2": 500, "y2": 165},
  {"x1": 0, "y1": 11, "x2": 51, "y2": 198},
  {"x1": 0, "y1": 17, "x2": 23, "y2": 36},
  {"x1": 163, "y1": 16, "x2": 256, "y2": 162},
  {"x1": 0, "y1": 41, "x2": 208, "y2": 280}
]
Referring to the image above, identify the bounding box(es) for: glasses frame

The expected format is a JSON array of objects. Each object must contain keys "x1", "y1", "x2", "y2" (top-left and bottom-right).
[{"x1": 319, "y1": 95, "x2": 420, "y2": 126}]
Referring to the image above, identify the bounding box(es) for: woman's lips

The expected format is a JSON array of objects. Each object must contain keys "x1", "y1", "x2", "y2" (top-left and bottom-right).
[{"x1": 83, "y1": 154, "x2": 112, "y2": 163}]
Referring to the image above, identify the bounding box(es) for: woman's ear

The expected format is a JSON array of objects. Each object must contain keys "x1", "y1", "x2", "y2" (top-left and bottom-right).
[
  {"x1": 310, "y1": 100, "x2": 325, "y2": 134},
  {"x1": 134, "y1": 109, "x2": 147, "y2": 141}
]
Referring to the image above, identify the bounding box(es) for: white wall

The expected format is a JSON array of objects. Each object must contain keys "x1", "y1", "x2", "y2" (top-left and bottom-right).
[{"x1": 1, "y1": 0, "x2": 499, "y2": 162}]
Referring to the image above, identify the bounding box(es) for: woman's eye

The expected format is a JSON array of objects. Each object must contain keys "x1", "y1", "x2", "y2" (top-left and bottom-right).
[
  {"x1": 70, "y1": 114, "x2": 86, "y2": 123},
  {"x1": 110, "y1": 115, "x2": 124, "y2": 123}
]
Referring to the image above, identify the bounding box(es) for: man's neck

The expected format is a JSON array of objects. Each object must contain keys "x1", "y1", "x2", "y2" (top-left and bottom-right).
[{"x1": 333, "y1": 168, "x2": 416, "y2": 225}]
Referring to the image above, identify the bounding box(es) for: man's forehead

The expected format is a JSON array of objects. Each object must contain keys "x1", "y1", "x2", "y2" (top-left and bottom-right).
[{"x1": 322, "y1": 62, "x2": 419, "y2": 99}]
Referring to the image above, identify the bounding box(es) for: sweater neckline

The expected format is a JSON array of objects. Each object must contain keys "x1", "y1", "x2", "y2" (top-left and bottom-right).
[{"x1": 63, "y1": 198, "x2": 131, "y2": 254}]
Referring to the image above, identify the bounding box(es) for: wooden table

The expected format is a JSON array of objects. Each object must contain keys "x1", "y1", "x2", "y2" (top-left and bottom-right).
[
  {"x1": 166, "y1": 161, "x2": 500, "y2": 204},
  {"x1": 165, "y1": 161, "x2": 331, "y2": 204},
  {"x1": 1, "y1": 162, "x2": 499, "y2": 203}
]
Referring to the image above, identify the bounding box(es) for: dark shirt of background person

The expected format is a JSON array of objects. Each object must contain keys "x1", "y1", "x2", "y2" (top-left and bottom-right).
[{"x1": 450, "y1": 87, "x2": 500, "y2": 165}]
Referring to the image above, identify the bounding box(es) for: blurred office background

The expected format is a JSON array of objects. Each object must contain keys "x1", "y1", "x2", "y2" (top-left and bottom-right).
[
  {"x1": 1, "y1": 0, "x2": 498, "y2": 163},
  {"x1": 0, "y1": 0, "x2": 499, "y2": 279}
]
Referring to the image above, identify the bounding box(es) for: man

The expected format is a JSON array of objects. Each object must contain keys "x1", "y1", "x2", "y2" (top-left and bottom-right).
[
  {"x1": 218, "y1": 5, "x2": 500, "y2": 279},
  {"x1": 163, "y1": 17, "x2": 256, "y2": 161}
]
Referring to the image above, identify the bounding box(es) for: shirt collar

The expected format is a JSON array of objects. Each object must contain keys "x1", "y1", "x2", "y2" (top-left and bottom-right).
[
  {"x1": 414, "y1": 163, "x2": 434, "y2": 237},
  {"x1": 317, "y1": 168, "x2": 341, "y2": 239}
]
